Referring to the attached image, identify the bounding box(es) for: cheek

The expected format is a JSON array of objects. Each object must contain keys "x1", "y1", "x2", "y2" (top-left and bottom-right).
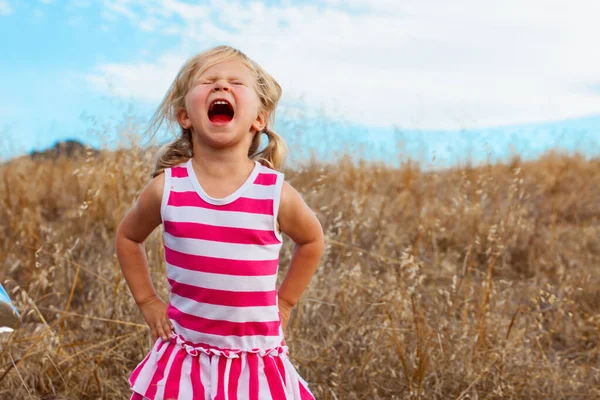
[
  {"x1": 238, "y1": 89, "x2": 261, "y2": 115},
  {"x1": 186, "y1": 87, "x2": 208, "y2": 113}
]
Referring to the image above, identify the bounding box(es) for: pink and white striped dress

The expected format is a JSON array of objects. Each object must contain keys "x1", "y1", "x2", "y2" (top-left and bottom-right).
[{"x1": 129, "y1": 160, "x2": 315, "y2": 400}]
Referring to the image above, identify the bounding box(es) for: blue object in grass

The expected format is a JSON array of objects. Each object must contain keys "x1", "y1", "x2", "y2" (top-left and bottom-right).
[
  {"x1": 0, "y1": 283, "x2": 18, "y2": 311},
  {"x1": 0, "y1": 282, "x2": 19, "y2": 329}
]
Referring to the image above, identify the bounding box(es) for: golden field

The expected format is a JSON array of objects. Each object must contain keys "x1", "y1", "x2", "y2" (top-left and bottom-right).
[{"x1": 0, "y1": 144, "x2": 599, "y2": 399}]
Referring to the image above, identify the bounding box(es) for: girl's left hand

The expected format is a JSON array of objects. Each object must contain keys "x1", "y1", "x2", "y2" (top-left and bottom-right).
[{"x1": 278, "y1": 296, "x2": 294, "y2": 336}]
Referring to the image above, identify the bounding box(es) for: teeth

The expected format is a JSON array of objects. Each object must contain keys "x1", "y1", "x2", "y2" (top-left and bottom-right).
[{"x1": 212, "y1": 100, "x2": 230, "y2": 106}]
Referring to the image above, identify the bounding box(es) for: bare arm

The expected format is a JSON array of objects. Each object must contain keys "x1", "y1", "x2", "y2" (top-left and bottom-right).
[
  {"x1": 277, "y1": 181, "x2": 325, "y2": 332},
  {"x1": 115, "y1": 173, "x2": 172, "y2": 340}
]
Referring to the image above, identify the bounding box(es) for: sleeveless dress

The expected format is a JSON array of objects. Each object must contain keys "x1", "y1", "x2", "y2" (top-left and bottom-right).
[{"x1": 129, "y1": 160, "x2": 315, "y2": 400}]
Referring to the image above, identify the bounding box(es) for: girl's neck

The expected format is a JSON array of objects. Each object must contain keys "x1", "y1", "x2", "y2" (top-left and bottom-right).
[{"x1": 191, "y1": 143, "x2": 254, "y2": 178}]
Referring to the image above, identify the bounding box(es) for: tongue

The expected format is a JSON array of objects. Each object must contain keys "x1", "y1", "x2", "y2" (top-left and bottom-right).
[{"x1": 210, "y1": 114, "x2": 232, "y2": 124}]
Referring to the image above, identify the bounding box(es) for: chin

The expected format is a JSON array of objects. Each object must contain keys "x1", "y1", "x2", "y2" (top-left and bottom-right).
[{"x1": 200, "y1": 130, "x2": 244, "y2": 148}]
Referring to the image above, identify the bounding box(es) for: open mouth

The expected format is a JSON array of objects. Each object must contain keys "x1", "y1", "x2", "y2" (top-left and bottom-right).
[{"x1": 208, "y1": 99, "x2": 234, "y2": 124}]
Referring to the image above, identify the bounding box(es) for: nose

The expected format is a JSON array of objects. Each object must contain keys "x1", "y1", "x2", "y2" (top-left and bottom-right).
[{"x1": 212, "y1": 80, "x2": 231, "y2": 92}]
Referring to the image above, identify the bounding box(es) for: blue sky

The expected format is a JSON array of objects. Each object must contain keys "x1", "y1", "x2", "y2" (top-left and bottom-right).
[{"x1": 1, "y1": 0, "x2": 599, "y2": 167}]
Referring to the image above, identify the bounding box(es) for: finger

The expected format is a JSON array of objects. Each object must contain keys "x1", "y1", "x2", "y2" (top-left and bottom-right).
[
  {"x1": 162, "y1": 317, "x2": 173, "y2": 338},
  {"x1": 156, "y1": 323, "x2": 167, "y2": 341},
  {"x1": 151, "y1": 328, "x2": 157, "y2": 342},
  {"x1": 165, "y1": 313, "x2": 175, "y2": 333}
]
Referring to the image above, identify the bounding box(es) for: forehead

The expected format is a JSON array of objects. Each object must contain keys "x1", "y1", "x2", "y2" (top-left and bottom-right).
[{"x1": 198, "y1": 59, "x2": 254, "y2": 78}]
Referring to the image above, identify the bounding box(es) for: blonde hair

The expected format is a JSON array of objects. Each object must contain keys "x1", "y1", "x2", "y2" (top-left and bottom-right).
[{"x1": 149, "y1": 45, "x2": 287, "y2": 177}]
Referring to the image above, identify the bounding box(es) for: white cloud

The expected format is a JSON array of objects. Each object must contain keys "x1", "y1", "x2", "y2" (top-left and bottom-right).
[
  {"x1": 0, "y1": 0, "x2": 13, "y2": 16},
  {"x1": 86, "y1": 0, "x2": 600, "y2": 129}
]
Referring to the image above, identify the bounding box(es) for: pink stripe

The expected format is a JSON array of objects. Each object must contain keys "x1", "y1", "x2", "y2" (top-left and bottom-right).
[
  {"x1": 130, "y1": 393, "x2": 144, "y2": 400},
  {"x1": 164, "y1": 221, "x2": 279, "y2": 245},
  {"x1": 171, "y1": 167, "x2": 189, "y2": 178},
  {"x1": 145, "y1": 343, "x2": 176, "y2": 399},
  {"x1": 275, "y1": 357, "x2": 286, "y2": 386},
  {"x1": 264, "y1": 357, "x2": 287, "y2": 399},
  {"x1": 165, "y1": 247, "x2": 278, "y2": 276},
  {"x1": 168, "y1": 305, "x2": 281, "y2": 337},
  {"x1": 129, "y1": 340, "x2": 166, "y2": 387},
  {"x1": 162, "y1": 349, "x2": 187, "y2": 399},
  {"x1": 191, "y1": 354, "x2": 205, "y2": 400},
  {"x1": 156, "y1": 339, "x2": 167, "y2": 351},
  {"x1": 168, "y1": 279, "x2": 277, "y2": 307},
  {"x1": 253, "y1": 173, "x2": 277, "y2": 186},
  {"x1": 299, "y1": 380, "x2": 314, "y2": 400},
  {"x1": 228, "y1": 358, "x2": 242, "y2": 400},
  {"x1": 215, "y1": 356, "x2": 227, "y2": 400},
  {"x1": 248, "y1": 354, "x2": 259, "y2": 400},
  {"x1": 168, "y1": 192, "x2": 273, "y2": 215}
]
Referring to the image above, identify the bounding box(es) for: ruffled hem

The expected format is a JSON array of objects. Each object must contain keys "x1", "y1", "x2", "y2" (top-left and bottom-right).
[
  {"x1": 171, "y1": 333, "x2": 287, "y2": 359},
  {"x1": 129, "y1": 335, "x2": 315, "y2": 400}
]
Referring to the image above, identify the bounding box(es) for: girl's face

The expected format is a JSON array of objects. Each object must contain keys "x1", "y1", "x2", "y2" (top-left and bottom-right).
[{"x1": 177, "y1": 60, "x2": 266, "y2": 149}]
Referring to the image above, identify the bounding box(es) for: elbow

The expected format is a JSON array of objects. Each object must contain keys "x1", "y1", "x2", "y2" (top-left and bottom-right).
[
  {"x1": 114, "y1": 221, "x2": 127, "y2": 248},
  {"x1": 315, "y1": 222, "x2": 326, "y2": 255},
  {"x1": 114, "y1": 221, "x2": 140, "y2": 252},
  {"x1": 114, "y1": 223, "x2": 127, "y2": 256},
  {"x1": 293, "y1": 225, "x2": 325, "y2": 256}
]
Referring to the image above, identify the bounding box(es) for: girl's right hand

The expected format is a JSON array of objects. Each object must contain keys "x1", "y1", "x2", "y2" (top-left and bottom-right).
[{"x1": 138, "y1": 295, "x2": 174, "y2": 342}]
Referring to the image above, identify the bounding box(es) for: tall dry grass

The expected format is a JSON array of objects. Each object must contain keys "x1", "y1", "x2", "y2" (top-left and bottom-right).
[{"x1": 0, "y1": 144, "x2": 599, "y2": 399}]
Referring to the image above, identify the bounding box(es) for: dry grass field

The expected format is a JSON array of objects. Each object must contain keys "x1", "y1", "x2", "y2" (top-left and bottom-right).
[{"x1": 0, "y1": 144, "x2": 599, "y2": 399}]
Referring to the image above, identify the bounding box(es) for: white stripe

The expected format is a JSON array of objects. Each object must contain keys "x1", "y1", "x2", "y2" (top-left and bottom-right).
[
  {"x1": 164, "y1": 205, "x2": 274, "y2": 231},
  {"x1": 171, "y1": 176, "x2": 276, "y2": 200},
  {"x1": 284, "y1": 358, "x2": 295, "y2": 399},
  {"x1": 161, "y1": 168, "x2": 172, "y2": 223},
  {"x1": 200, "y1": 354, "x2": 211, "y2": 400},
  {"x1": 167, "y1": 264, "x2": 276, "y2": 292},
  {"x1": 224, "y1": 358, "x2": 232, "y2": 400},
  {"x1": 257, "y1": 357, "x2": 271, "y2": 399},
  {"x1": 244, "y1": 184, "x2": 277, "y2": 200},
  {"x1": 257, "y1": 165, "x2": 276, "y2": 175},
  {"x1": 170, "y1": 320, "x2": 282, "y2": 350},
  {"x1": 178, "y1": 355, "x2": 194, "y2": 400},
  {"x1": 170, "y1": 293, "x2": 280, "y2": 323},
  {"x1": 164, "y1": 232, "x2": 281, "y2": 261},
  {"x1": 130, "y1": 339, "x2": 165, "y2": 395},
  {"x1": 273, "y1": 172, "x2": 284, "y2": 242},
  {"x1": 283, "y1": 357, "x2": 304, "y2": 399},
  {"x1": 237, "y1": 354, "x2": 250, "y2": 399},
  {"x1": 170, "y1": 176, "x2": 195, "y2": 193}
]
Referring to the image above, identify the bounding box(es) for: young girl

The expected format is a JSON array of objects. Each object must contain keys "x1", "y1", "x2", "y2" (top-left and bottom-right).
[{"x1": 116, "y1": 45, "x2": 324, "y2": 400}]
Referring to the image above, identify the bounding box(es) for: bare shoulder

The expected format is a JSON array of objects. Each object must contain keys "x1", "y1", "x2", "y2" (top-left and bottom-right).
[
  {"x1": 278, "y1": 181, "x2": 324, "y2": 245},
  {"x1": 117, "y1": 173, "x2": 165, "y2": 243},
  {"x1": 146, "y1": 172, "x2": 165, "y2": 201},
  {"x1": 135, "y1": 172, "x2": 165, "y2": 212}
]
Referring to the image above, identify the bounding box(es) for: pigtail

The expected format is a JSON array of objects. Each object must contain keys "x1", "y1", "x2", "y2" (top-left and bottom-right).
[
  {"x1": 152, "y1": 129, "x2": 193, "y2": 178},
  {"x1": 249, "y1": 129, "x2": 287, "y2": 171}
]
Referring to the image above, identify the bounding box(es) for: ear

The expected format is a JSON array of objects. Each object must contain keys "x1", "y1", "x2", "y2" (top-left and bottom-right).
[
  {"x1": 251, "y1": 110, "x2": 268, "y2": 133},
  {"x1": 176, "y1": 107, "x2": 192, "y2": 130}
]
